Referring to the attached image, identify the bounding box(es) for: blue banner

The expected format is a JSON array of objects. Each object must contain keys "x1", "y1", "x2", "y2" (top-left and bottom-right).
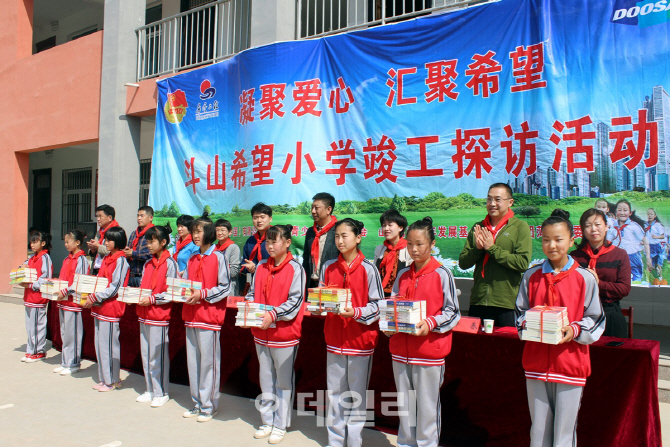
[{"x1": 151, "y1": 0, "x2": 670, "y2": 285}]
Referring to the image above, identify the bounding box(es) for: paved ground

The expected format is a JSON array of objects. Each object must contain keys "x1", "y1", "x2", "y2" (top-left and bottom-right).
[{"x1": 0, "y1": 297, "x2": 668, "y2": 446}]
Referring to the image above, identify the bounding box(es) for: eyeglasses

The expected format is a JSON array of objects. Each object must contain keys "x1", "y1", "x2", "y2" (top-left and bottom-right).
[{"x1": 486, "y1": 197, "x2": 512, "y2": 204}]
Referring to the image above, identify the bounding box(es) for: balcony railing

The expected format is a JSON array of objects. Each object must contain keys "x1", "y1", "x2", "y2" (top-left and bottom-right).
[
  {"x1": 136, "y1": 0, "x2": 251, "y2": 81},
  {"x1": 297, "y1": 0, "x2": 492, "y2": 39}
]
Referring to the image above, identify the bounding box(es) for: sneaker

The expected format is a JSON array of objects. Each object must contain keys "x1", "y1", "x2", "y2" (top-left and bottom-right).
[
  {"x1": 60, "y1": 367, "x2": 80, "y2": 376},
  {"x1": 183, "y1": 407, "x2": 201, "y2": 418},
  {"x1": 113, "y1": 381, "x2": 123, "y2": 389},
  {"x1": 92, "y1": 382, "x2": 104, "y2": 390},
  {"x1": 21, "y1": 354, "x2": 30, "y2": 362},
  {"x1": 98, "y1": 383, "x2": 119, "y2": 392},
  {"x1": 136, "y1": 392, "x2": 152, "y2": 403},
  {"x1": 197, "y1": 411, "x2": 216, "y2": 423},
  {"x1": 151, "y1": 395, "x2": 169, "y2": 407},
  {"x1": 268, "y1": 427, "x2": 286, "y2": 444},
  {"x1": 53, "y1": 366, "x2": 65, "y2": 373},
  {"x1": 254, "y1": 425, "x2": 273, "y2": 439},
  {"x1": 24, "y1": 353, "x2": 46, "y2": 363}
]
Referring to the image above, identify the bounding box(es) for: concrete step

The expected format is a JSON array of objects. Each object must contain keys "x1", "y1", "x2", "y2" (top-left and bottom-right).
[{"x1": 659, "y1": 379, "x2": 670, "y2": 404}]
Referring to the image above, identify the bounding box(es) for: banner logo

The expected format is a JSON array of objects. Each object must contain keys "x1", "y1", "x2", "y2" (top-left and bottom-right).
[
  {"x1": 164, "y1": 89, "x2": 188, "y2": 124},
  {"x1": 196, "y1": 79, "x2": 219, "y2": 121},
  {"x1": 199, "y1": 79, "x2": 217, "y2": 100},
  {"x1": 611, "y1": 0, "x2": 670, "y2": 26}
]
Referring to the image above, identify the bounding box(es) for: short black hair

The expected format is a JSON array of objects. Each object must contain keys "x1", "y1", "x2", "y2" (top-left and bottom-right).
[
  {"x1": 138, "y1": 206, "x2": 154, "y2": 216},
  {"x1": 192, "y1": 219, "x2": 217, "y2": 245},
  {"x1": 379, "y1": 209, "x2": 408, "y2": 237},
  {"x1": 250, "y1": 202, "x2": 272, "y2": 217},
  {"x1": 312, "y1": 192, "x2": 335, "y2": 211},
  {"x1": 176, "y1": 214, "x2": 195, "y2": 228},
  {"x1": 105, "y1": 226, "x2": 127, "y2": 250},
  {"x1": 95, "y1": 204, "x2": 115, "y2": 220},
  {"x1": 145, "y1": 225, "x2": 170, "y2": 246},
  {"x1": 215, "y1": 219, "x2": 232, "y2": 231},
  {"x1": 407, "y1": 217, "x2": 435, "y2": 243},
  {"x1": 267, "y1": 224, "x2": 293, "y2": 241},
  {"x1": 30, "y1": 231, "x2": 52, "y2": 251},
  {"x1": 488, "y1": 183, "x2": 513, "y2": 199}
]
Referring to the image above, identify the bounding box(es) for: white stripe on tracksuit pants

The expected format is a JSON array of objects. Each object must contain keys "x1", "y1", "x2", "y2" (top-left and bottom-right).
[
  {"x1": 59, "y1": 309, "x2": 83, "y2": 368},
  {"x1": 255, "y1": 344, "x2": 298, "y2": 430},
  {"x1": 25, "y1": 306, "x2": 47, "y2": 355},
  {"x1": 140, "y1": 323, "x2": 170, "y2": 397},
  {"x1": 186, "y1": 327, "x2": 220, "y2": 416}
]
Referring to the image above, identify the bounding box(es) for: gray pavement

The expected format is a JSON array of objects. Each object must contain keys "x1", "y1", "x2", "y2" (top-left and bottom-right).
[
  {"x1": 0, "y1": 300, "x2": 396, "y2": 447},
  {"x1": 1, "y1": 297, "x2": 668, "y2": 446}
]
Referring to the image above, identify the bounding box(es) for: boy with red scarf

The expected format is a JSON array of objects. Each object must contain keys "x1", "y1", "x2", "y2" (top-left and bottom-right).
[
  {"x1": 243, "y1": 225, "x2": 306, "y2": 444},
  {"x1": 125, "y1": 206, "x2": 155, "y2": 287},
  {"x1": 373, "y1": 209, "x2": 412, "y2": 297},
  {"x1": 181, "y1": 216, "x2": 232, "y2": 422},
  {"x1": 389, "y1": 217, "x2": 460, "y2": 447},
  {"x1": 241, "y1": 203, "x2": 272, "y2": 292},
  {"x1": 20, "y1": 231, "x2": 53, "y2": 363},
  {"x1": 303, "y1": 192, "x2": 339, "y2": 289},
  {"x1": 515, "y1": 210, "x2": 604, "y2": 447},
  {"x1": 55, "y1": 229, "x2": 90, "y2": 375},
  {"x1": 83, "y1": 226, "x2": 130, "y2": 392},
  {"x1": 459, "y1": 183, "x2": 532, "y2": 327},
  {"x1": 136, "y1": 225, "x2": 179, "y2": 407}
]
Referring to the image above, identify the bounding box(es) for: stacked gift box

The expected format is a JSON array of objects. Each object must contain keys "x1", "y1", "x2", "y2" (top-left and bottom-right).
[
  {"x1": 165, "y1": 277, "x2": 202, "y2": 302},
  {"x1": 379, "y1": 298, "x2": 427, "y2": 334},
  {"x1": 521, "y1": 306, "x2": 569, "y2": 345},
  {"x1": 235, "y1": 302, "x2": 276, "y2": 328},
  {"x1": 117, "y1": 287, "x2": 153, "y2": 304},
  {"x1": 9, "y1": 267, "x2": 37, "y2": 285},
  {"x1": 40, "y1": 279, "x2": 70, "y2": 300},
  {"x1": 72, "y1": 274, "x2": 109, "y2": 305},
  {"x1": 306, "y1": 287, "x2": 352, "y2": 314}
]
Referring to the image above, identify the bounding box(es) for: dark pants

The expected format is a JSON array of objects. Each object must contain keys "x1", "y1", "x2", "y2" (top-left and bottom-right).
[
  {"x1": 128, "y1": 275, "x2": 142, "y2": 287},
  {"x1": 603, "y1": 301, "x2": 628, "y2": 338},
  {"x1": 468, "y1": 305, "x2": 516, "y2": 327}
]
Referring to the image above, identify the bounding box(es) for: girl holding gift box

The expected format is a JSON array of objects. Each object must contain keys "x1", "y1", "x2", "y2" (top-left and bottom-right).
[
  {"x1": 515, "y1": 209, "x2": 605, "y2": 447},
  {"x1": 388, "y1": 216, "x2": 461, "y2": 447},
  {"x1": 55, "y1": 229, "x2": 89, "y2": 375},
  {"x1": 318, "y1": 218, "x2": 383, "y2": 447},
  {"x1": 571, "y1": 208, "x2": 631, "y2": 338},
  {"x1": 181, "y1": 215, "x2": 232, "y2": 422},
  {"x1": 244, "y1": 224, "x2": 306, "y2": 444},
  {"x1": 20, "y1": 231, "x2": 53, "y2": 363},
  {"x1": 373, "y1": 209, "x2": 412, "y2": 297},
  {"x1": 136, "y1": 225, "x2": 179, "y2": 407},
  {"x1": 83, "y1": 226, "x2": 130, "y2": 392}
]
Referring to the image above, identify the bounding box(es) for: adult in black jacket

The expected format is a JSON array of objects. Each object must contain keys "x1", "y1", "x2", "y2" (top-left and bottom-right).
[{"x1": 303, "y1": 193, "x2": 339, "y2": 289}]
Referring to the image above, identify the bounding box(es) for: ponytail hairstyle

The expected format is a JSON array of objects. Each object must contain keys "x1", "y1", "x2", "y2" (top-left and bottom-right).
[
  {"x1": 577, "y1": 208, "x2": 608, "y2": 249},
  {"x1": 163, "y1": 220, "x2": 173, "y2": 236},
  {"x1": 190, "y1": 212, "x2": 216, "y2": 245},
  {"x1": 30, "y1": 230, "x2": 52, "y2": 251},
  {"x1": 407, "y1": 216, "x2": 435, "y2": 243},
  {"x1": 335, "y1": 218, "x2": 365, "y2": 247},
  {"x1": 65, "y1": 229, "x2": 87, "y2": 248},
  {"x1": 145, "y1": 225, "x2": 170, "y2": 249},
  {"x1": 266, "y1": 224, "x2": 293, "y2": 241},
  {"x1": 616, "y1": 199, "x2": 646, "y2": 227},
  {"x1": 541, "y1": 209, "x2": 573, "y2": 237}
]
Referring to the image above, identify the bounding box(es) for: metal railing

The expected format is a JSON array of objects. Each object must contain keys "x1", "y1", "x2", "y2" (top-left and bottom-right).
[
  {"x1": 298, "y1": 0, "x2": 493, "y2": 39},
  {"x1": 136, "y1": 0, "x2": 251, "y2": 81}
]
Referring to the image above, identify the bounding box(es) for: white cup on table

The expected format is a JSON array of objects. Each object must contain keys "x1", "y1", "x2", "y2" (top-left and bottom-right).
[{"x1": 483, "y1": 319, "x2": 494, "y2": 334}]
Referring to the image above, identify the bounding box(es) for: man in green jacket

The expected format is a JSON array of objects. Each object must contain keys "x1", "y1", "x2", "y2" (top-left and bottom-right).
[{"x1": 459, "y1": 183, "x2": 532, "y2": 327}]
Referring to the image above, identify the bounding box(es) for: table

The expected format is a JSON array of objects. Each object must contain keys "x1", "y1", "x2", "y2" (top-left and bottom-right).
[{"x1": 46, "y1": 300, "x2": 661, "y2": 446}]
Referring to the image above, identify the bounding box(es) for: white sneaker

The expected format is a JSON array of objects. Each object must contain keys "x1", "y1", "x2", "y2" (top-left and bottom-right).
[
  {"x1": 60, "y1": 367, "x2": 80, "y2": 376},
  {"x1": 197, "y1": 411, "x2": 216, "y2": 422},
  {"x1": 136, "y1": 392, "x2": 152, "y2": 403},
  {"x1": 53, "y1": 366, "x2": 65, "y2": 373},
  {"x1": 183, "y1": 407, "x2": 200, "y2": 418},
  {"x1": 268, "y1": 427, "x2": 286, "y2": 444},
  {"x1": 20, "y1": 354, "x2": 29, "y2": 362},
  {"x1": 151, "y1": 395, "x2": 169, "y2": 407},
  {"x1": 253, "y1": 425, "x2": 273, "y2": 439}
]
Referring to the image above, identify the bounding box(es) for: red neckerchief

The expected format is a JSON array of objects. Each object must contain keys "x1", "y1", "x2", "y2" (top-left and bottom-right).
[
  {"x1": 645, "y1": 223, "x2": 653, "y2": 233},
  {"x1": 173, "y1": 234, "x2": 192, "y2": 261},
  {"x1": 29, "y1": 249, "x2": 49, "y2": 269},
  {"x1": 614, "y1": 221, "x2": 628, "y2": 247},
  {"x1": 216, "y1": 238, "x2": 235, "y2": 253},
  {"x1": 249, "y1": 231, "x2": 267, "y2": 263},
  {"x1": 380, "y1": 238, "x2": 408, "y2": 289},
  {"x1": 335, "y1": 250, "x2": 364, "y2": 289},
  {"x1": 312, "y1": 216, "x2": 338, "y2": 268},
  {"x1": 263, "y1": 252, "x2": 294, "y2": 300},
  {"x1": 543, "y1": 261, "x2": 579, "y2": 306},
  {"x1": 60, "y1": 250, "x2": 85, "y2": 282},
  {"x1": 149, "y1": 250, "x2": 171, "y2": 290},
  {"x1": 99, "y1": 250, "x2": 125, "y2": 279},
  {"x1": 404, "y1": 257, "x2": 441, "y2": 302},
  {"x1": 98, "y1": 220, "x2": 119, "y2": 242},
  {"x1": 190, "y1": 247, "x2": 211, "y2": 282},
  {"x1": 131, "y1": 223, "x2": 155, "y2": 251},
  {"x1": 583, "y1": 243, "x2": 616, "y2": 270},
  {"x1": 481, "y1": 209, "x2": 514, "y2": 278}
]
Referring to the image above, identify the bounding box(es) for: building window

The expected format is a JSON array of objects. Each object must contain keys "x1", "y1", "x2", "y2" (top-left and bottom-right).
[
  {"x1": 68, "y1": 25, "x2": 98, "y2": 41},
  {"x1": 35, "y1": 36, "x2": 56, "y2": 53},
  {"x1": 140, "y1": 159, "x2": 152, "y2": 207},
  {"x1": 62, "y1": 168, "x2": 93, "y2": 238}
]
